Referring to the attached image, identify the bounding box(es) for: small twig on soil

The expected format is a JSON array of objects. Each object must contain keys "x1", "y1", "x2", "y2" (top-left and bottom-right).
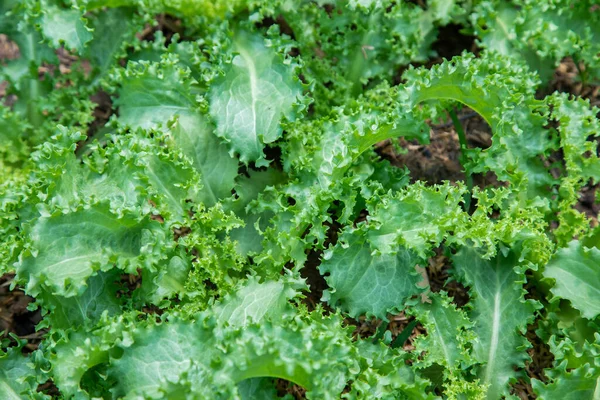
[
  {"x1": 1, "y1": 280, "x2": 14, "y2": 287},
  {"x1": 18, "y1": 331, "x2": 47, "y2": 340}
]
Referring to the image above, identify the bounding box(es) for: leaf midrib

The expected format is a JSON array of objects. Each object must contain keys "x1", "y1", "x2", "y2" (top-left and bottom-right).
[{"x1": 236, "y1": 44, "x2": 261, "y2": 157}]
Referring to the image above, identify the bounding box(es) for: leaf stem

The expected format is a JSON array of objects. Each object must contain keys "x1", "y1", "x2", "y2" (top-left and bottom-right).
[
  {"x1": 448, "y1": 107, "x2": 473, "y2": 210},
  {"x1": 391, "y1": 320, "x2": 418, "y2": 349},
  {"x1": 572, "y1": 54, "x2": 588, "y2": 93},
  {"x1": 372, "y1": 321, "x2": 389, "y2": 343}
]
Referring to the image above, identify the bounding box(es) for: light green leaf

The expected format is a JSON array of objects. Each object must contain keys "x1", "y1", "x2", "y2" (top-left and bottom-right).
[
  {"x1": 16, "y1": 203, "x2": 168, "y2": 297},
  {"x1": 108, "y1": 313, "x2": 355, "y2": 399},
  {"x1": 169, "y1": 114, "x2": 238, "y2": 206},
  {"x1": 227, "y1": 168, "x2": 286, "y2": 256},
  {"x1": 115, "y1": 61, "x2": 198, "y2": 131},
  {"x1": 115, "y1": 61, "x2": 238, "y2": 205},
  {"x1": 471, "y1": 1, "x2": 554, "y2": 82},
  {"x1": 549, "y1": 93, "x2": 600, "y2": 183},
  {"x1": 109, "y1": 322, "x2": 215, "y2": 398},
  {"x1": 49, "y1": 315, "x2": 129, "y2": 398},
  {"x1": 86, "y1": 7, "x2": 138, "y2": 78},
  {"x1": 209, "y1": 32, "x2": 302, "y2": 166},
  {"x1": 0, "y1": 13, "x2": 55, "y2": 128},
  {"x1": 533, "y1": 362, "x2": 600, "y2": 400},
  {"x1": 320, "y1": 231, "x2": 423, "y2": 319},
  {"x1": 348, "y1": 340, "x2": 437, "y2": 399},
  {"x1": 366, "y1": 182, "x2": 465, "y2": 257},
  {"x1": 213, "y1": 274, "x2": 305, "y2": 327},
  {"x1": 544, "y1": 241, "x2": 600, "y2": 320},
  {"x1": 452, "y1": 246, "x2": 538, "y2": 399},
  {"x1": 40, "y1": 6, "x2": 93, "y2": 53},
  {"x1": 0, "y1": 348, "x2": 47, "y2": 400},
  {"x1": 409, "y1": 292, "x2": 474, "y2": 370},
  {"x1": 402, "y1": 51, "x2": 554, "y2": 196},
  {"x1": 141, "y1": 147, "x2": 194, "y2": 219},
  {"x1": 472, "y1": 1, "x2": 600, "y2": 81},
  {"x1": 238, "y1": 378, "x2": 284, "y2": 400},
  {"x1": 36, "y1": 270, "x2": 122, "y2": 330},
  {"x1": 0, "y1": 106, "x2": 29, "y2": 168},
  {"x1": 139, "y1": 255, "x2": 191, "y2": 304},
  {"x1": 0, "y1": 20, "x2": 56, "y2": 86}
]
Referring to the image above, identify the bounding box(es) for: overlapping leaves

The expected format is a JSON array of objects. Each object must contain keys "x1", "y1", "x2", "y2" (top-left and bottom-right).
[{"x1": 1, "y1": 1, "x2": 600, "y2": 399}]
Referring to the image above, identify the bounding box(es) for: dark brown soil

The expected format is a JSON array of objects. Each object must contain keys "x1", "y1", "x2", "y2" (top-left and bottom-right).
[
  {"x1": 0, "y1": 274, "x2": 43, "y2": 352},
  {"x1": 375, "y1": 108, "x2": 497, "y2": 187}
]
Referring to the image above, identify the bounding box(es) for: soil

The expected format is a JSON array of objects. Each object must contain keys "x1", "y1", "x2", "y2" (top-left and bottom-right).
[
  {"x1": 375, "y1": 109, "x2": 497, "y2": 187},
  {"x1": 0, "y1": 274, "x2": 43, "y2": 352}
]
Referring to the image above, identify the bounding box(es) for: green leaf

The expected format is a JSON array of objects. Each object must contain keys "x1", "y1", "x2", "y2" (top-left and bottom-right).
[
  {"x1": 278, "y1": 1, "x2": 458, "y2": 104},
  {"x1": 48, "y1": 315, "x2": 129, "y2": 398},
  {"x1": 138, "y1": 255, "x2": 191, "y2": 305},
  {"x1": 0, "y1": 106, "x2": 29, "y2": 168},
  {"x1": 319, "y1": 230, "x2": 424, "y2": 319},
  {"x1": 108, "y1": 312, "x2": 356, "y2": 399},
  {"x1": 36, "y1": 270, "x2": 122, "y2": 330},
  {"x1": 227, "y1": 168, "x2": 286, "y2": 256},
  {"x1": 169, "y1": 114, "x2": 238, "y2": 206},
  {"x1": 402, "y1": 51, "x2": 554, "y2": 196},
  {"x1": 348, "y1": 340, "x2": 437, "y2": 399},
  {"x1": 472, "y1": 1, "x2": 600, "y2": 81},
  {"x1": 209, "y1": 32, "x2": 303, "y2": 166},
  {"x1": 0, "y1": 20, "x2": 56, "y2": 86},
  {"x1": 0, "y1": 348, "x2": 48, "y2": 400},
  {"x1": 16, "y1": 203, "x2": 169, "y2": 297},
  {"x1": 532, "y1": 362, "x2": 600, "y2": 400},
  {"x1": 549, "y1": 93, "x2": 600, "y2": 182},
  {"x1": 85, "y1": 7, "x2": 139, "y2": 79},
  {"x1": 115, "y1": 61, "x2": 238, "y2": 205},
  {"x1": 544, "y1": 241, "x2": 600, "y2": 320},
  {"x1": 109, "y1": 321, "x2": 218, "y2": 398},
  {"x1": 408, "y1": 292, "x2": 474, "y2": 370},
  {"x1": 213, "y1": 273, "x2": 305, "y2": 327},
  {"x1": 546, "y1": 93, "x2": 600, "y2": 242},
  {"x1": 238, "y1": 378, "x2": 284, "y2": 400},
  {"x1": 366, "y1": 182, "x2": 466, "y2": 257},
  {"x1": 0, "y1": 13, "x2": 56, "y2": 128},
  {"x1": 40, "y1": 6, "x2": 92, "y2": 53},
  {"x1": 31, "y1": 127, "x2": 149, "y2": 213},
  {"x1": 471, "y1": 1, "x2": 554, "y2": 82},
  {"x1": 114, "y1": 60, "x2": 199, "y2": 131},
  {"x1": 451, "y1": 246, "x2": 539, "y2": 399}
]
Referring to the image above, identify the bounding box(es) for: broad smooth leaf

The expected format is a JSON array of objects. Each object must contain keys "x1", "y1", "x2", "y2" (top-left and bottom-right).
[
  {"x1": 452, "y1": 246, "x2": 538, "y2": 399},
  {"x1": 0, "y1": 349, "x2": 47, "y2": 400},
  {"x1": 320, "y1": 232, "x2": 423, "y2": 319},
  {"x1": 115, "y1": 62, "x2": 238, "y2": 205},
  {"x1": 209, "y1": 33, "x2": 302, "y2": 166},
  {"x1": 40, "y1": 6, "x2": 93, "y2": 53},
  {"x1": 533, "y1": 362, "x2": 600, "y2": 400},
  {"x1": 544, "y1": 241, "x2": 600, "y2": 320},
  {"x1": 17, "y1": 204, "x2": 167, "y2": 297}
]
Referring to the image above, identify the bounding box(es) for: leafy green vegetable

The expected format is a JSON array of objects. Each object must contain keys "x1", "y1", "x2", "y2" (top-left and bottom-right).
[
  {"x1": 544, "y1": 241, "x2": 600, "y2": 320},
  {"x1": 452, "y1": 246, "x2": 539, "y2": 398},
  {"x1": 1, "y1": 1, "x2": 600, "y2": 398},
  {"x1": 209, "y1": 32, "x2": 303, "y2": 166},
  {"x1": 0, "y1": 346, "x2": 47, "y2": 399},
  {"x1": 320, "y1": 231, "x2": 423, "y2": 319}
]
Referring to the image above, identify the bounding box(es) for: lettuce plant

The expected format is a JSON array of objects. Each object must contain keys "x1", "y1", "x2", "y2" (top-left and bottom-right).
[{"x1": 1, "y1": 1, "x2": 599, "y2": 399}]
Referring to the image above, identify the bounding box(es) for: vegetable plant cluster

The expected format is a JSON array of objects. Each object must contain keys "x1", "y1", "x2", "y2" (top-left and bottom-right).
[{"x1": 1, "y1": 0, "x2": 600, "y2": 399}]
